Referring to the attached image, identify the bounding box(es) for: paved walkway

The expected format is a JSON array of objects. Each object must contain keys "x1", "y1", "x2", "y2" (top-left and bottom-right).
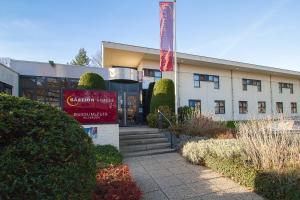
[{"x1": 124, "y1": 153, "x2": 264, "y2": 200}]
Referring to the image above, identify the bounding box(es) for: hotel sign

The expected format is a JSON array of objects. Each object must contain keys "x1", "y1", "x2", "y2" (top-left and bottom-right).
[{"x1": 62, "y1": 90, "x2": 117, "y2": 124}]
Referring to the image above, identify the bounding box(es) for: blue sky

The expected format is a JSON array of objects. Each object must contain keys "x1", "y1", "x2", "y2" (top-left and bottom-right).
[{"x1": 0, "y1": 0, "x2": 299, "y2": 71}]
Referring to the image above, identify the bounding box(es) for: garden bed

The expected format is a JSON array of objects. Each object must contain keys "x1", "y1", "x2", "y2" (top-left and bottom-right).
[{"x1": 91, "y1": 145, "x2": 142, "y2": 200}]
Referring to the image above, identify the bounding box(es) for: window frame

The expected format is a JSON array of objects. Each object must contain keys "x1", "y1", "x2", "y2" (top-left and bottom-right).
[
  {"x1": 291, "y1": 102, "x2": 297, "y2": 113},
  {"x1": 0, "y1": 81, "x2": 13, "y2": 95},
  {"x1": 258, "y1": 101, "x2": 266, "y2": 114},
  {"x1": 215, "y1": 100, "x2": 225, "y2": 114},
  {"x1": 193, "y1": 74, "x2": 200, "y2": 88},
  {"x1": 276, "y1": 102, "x2": 283, "y2": 113},
  {"x1": 239, "y1": 101, "x2": 248, "y2": 114},
  {"x1": 188, "y1": 99, "x2": 201, "y2": 113}
]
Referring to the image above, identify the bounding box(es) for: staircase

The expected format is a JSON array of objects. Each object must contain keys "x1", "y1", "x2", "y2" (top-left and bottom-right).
[{"x1": 120, "y1": 127, "x2": 176, "y2": 157}]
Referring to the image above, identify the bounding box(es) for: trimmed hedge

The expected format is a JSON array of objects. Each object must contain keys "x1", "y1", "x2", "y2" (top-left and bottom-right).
[
  {"x1": 0, "y1": 94, "x2": 96, "y2": 199},
  {"x1": 150, "y1": 79, "x2": 175, "y2": 113},
  {"x1": 95, "y1": 145, "x2": 122, "y2": 168},
  {"x1": 78, "y1": 72, "x2": 106, "y2": 90}
]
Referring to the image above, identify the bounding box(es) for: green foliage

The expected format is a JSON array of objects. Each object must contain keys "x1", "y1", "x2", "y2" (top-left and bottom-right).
[
  {"x1": 146, "y1": 106, "x2": 175, "y2": 128},
  {"x1": 181, "y1": 139, "x2": 300, "y2": 200},
  {"x1": 71, "y1": 48, "x2": 90, "y2": 66},
  {"x1": 178, "y1": 106, "x2": 195, "y2": 122},
  {"x1": 0, "y1": 94, "x2": 96, "y2": 199},
  {"x1": 226, "y1": 121, "x2": 236, "y2": 129},
  {"x1": 78, "y1": 72, "x2": 106, "y2": 90},
  {"x1": 94, "y1": 145, "x2": 122, "y2": 168},
  {"x1": 150, "y1": 79, "x2": 175, "y2": 113}
]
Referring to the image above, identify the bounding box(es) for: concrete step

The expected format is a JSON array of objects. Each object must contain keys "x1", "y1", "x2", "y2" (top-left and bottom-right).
[
  {"x1": 122, "y1": 148, "x2": 176, "y2": 157},
  {"x1": 120, "y1": 137, "x2": 168, "y2": 146},
  {"x1": 120, "y1": 133, "x2": 165, "y2": 140},
  {"x1": 120, "y1": 142, "x2": 170, "y2": 152},
  {"x1": 119, "y1": 128, "x2": 160, "y2": 135}
]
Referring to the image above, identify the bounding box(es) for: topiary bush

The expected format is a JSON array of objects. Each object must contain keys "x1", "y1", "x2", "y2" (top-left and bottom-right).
[
  {"x1": 78, "y1": 72, "x2": 106, "y2": 90},
  {"x1": 0, "y1": 94, "x2": 96, "y2": 199},
  {"x1": 150, "y1": 78, "x2": 175, "y2": 113}
]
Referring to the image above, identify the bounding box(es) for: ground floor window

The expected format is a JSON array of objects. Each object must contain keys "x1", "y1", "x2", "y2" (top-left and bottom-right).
[
  {"x1": 189, "y1": 99, "x2": 201, "y2": 112},
  {"x1": 215, "y1": 100, "x2": 225, "y2": 114},
  {"x1": 258, "y1": 101, "x2": 266, "y2": 113},
  {"x1": 276, "y1": 102, "x2": 283, "y2": 113},
  {"x1": 0, "y1": 81, "x2": 12, "y2": 95},
  {"x1": 291, "y1": 102, "x2": 297, "y2": 113},
  {"x1": 239, "y1": 101, "x2": 248, "y2": 114}
]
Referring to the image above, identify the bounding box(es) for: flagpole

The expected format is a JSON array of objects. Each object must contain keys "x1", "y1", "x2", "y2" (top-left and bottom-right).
[{"x1": 174, "y1": 0, "x2": 178, "y2": 123}]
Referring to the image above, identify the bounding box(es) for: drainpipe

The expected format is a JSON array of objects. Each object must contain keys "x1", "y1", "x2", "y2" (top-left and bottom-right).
[
  {"x1": 231, "y1": 70, "x2": 234, "y2": 121},
  {"x1": 270, "y1": 75, "x2": 273, "y2": 114}
]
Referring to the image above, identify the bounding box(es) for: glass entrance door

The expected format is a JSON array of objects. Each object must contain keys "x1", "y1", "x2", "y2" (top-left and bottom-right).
[{"x1": 118, "y1": 92, "x2": 139, "y2": 126}]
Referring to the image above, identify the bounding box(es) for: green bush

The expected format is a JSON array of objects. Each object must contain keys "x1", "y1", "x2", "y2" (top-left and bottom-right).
[
  {"x1": 0, "y1": 94, "x2": 96, "y2": 199},
  {"x1": 178, "y1": 106, "x2": 194, "y2": 122},
  {"x1": 78, "y1": 72, "x2": 106, "y2": 90},
  {"x1": 181, "y1": 139, "x2": 300, "y2": 199},
  {"x1": 94, "y1": 145, "x2": 122, "y2": 168},
  {"x1": 150, "y1": 79, "x2": 175, "y2": 113},
  {"x1": 146, "y1": 106, "x2": 175, "y2": 128}
]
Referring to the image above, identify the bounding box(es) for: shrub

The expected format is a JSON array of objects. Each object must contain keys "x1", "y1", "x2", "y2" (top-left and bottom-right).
[
  {"x1": 91, "y1": 165, "x2": 142, "y2": 200},
  {"x1": 150, "y1": 79, "x2": 175, "y2": 113},
  {"x1": 146, "y1": 106, "x2": 175, "y2": 128},
  {"x1": 173, "y1": 114, "x2": 233, "y2": 138},
  {"x1": 0, "y1": 94, "x2": 96, "y2": 199},
  {"x1": 95, "y1": 145, "x2": 122, "y2": 168},
  {"x1": 78, "y1": 72, "x2": 106, "y2": 90},
  {"x1": 178, "y1": 106, "x2": 195, "y2": 122},
  {"x1": 237, "y1": 117, "x2": 300, "y2": 170}
]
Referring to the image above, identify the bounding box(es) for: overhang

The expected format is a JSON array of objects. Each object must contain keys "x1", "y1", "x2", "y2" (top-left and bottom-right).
[{"x1": 102, "y1": 41, "x2": 300, "y2": 79}]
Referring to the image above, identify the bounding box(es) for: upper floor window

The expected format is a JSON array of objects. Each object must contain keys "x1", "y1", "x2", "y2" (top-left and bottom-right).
[
  {"x1": 276, "y1": 102, "x2": 283, "y2": 113},
  {"x1": 189, "y1": 99, "x2": 201, "y2": 113},
  {"x1": 193, "y1": 73, "x2": 219, "y2": 89},
  {"x1": 279, "y1": 82, "x2": 293, "y2": 94},
  {"x1": 291, "y1": 102, "x2": 297, "y2": 113},
  {"x1": 242, "y1": 79, "x2": 261, "y2": 92},
  {"x1": 258, "y1": 101, "x2": 266, "y2": 113},
  {"x1": 194, "y1": 74, "x2": 200, "y2": 88},
  {"x1": 215, "y1": 100, "x2": 225, "y2": 114},
  {"x1": 239, "y1": 101, "x2": 248, "y2": 114},
  {"x1": 0, "y1": 81, "x2": 12, "y2": 95},
  {"x1": 143, "y1": 68, "x2": 162, "y2": 81}
]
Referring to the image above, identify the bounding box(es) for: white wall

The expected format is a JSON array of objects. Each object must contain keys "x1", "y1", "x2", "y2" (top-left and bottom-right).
[
  {"x1": 0, "y1": 64, "x2": 19, "y2": 96},
  {"x1": 82, "y1": 124, "x2": 119, "y2": 149},
  {"x1": 140, "y1": 59, "x2": 300, "y2": 121}
]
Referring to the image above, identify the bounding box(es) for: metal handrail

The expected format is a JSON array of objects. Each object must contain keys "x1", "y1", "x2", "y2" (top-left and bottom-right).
[{"x1": 157, "y1": 109, "x2": 175, "y2": 148}]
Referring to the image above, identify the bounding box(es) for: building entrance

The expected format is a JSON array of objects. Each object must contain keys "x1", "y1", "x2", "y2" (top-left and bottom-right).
[{"x1": 108, "y1": 81, "x2": 141, "y2": 126}]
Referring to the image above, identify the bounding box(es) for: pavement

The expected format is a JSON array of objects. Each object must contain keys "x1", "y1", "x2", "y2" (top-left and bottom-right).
[{"x1": 124, "y1": 152, "x2": 264, "y2": 200}]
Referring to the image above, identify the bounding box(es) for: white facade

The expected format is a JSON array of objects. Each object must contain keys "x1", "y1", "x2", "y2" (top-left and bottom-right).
[
  {"x1": 103, "y1": 41, "x2": 300, "y2": 121},
  {"x1": 0, "y1": 63, "x2": 19, "y2": 96}
]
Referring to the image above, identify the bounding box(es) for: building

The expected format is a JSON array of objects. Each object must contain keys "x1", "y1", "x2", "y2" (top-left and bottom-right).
[{"x1": 1, "y1": 41, "x2": 300, "y2": 126}]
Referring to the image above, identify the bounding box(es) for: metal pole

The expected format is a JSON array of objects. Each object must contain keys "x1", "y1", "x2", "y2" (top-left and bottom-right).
[{"x1": 174, "y1": 0, "x2": 178, "y2": 123}]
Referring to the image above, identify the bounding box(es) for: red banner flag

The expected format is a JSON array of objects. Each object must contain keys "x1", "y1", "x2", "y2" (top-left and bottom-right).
[{"x1": 160, "y1": 1, "x2": 174, "y2": 72}]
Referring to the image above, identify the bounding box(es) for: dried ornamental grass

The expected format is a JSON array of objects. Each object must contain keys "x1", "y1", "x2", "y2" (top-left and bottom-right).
[{"x1": 237, "y1": 117, "x2": 300, "y2": 170}]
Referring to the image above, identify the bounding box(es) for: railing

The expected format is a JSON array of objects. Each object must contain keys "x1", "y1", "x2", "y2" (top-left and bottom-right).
[{"x1": 157, "y1": 109, "x2": 175, "y2": 148}]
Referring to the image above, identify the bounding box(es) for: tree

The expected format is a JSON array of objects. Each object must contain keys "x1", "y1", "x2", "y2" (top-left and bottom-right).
[
  {"x1": 150, "y1": 78, "x2": 175, "y2": 113},
  {"x1": 71, "y1": 48, "x2": 90, "y2": 66},
  {"x1": 78, "y1": 72, "x2": 106, "y2": 90},
  {"x1": 91, "y1": 50, "x2": 102, "y2": 67}
]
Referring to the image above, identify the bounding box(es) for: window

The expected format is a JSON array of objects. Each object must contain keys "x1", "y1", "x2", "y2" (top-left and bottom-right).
[
  {"x1": 215, "y1": 100, "x2": 225, "y2": 114},
  {"x1": 143, "y1": 68, "x2": 162, "y2": 81},
  {"x1": 193, "y1": 73, "x2": 219, "y2": 89},
  {"x1": 279, "y1": 82, "x2": 293, "y2": 94},
  {"x1": 276, "y1": 102, "x2": 283, "y2": 113},
  {"x1": 258, "y1": 101, "x2": 266, "y2": 113},
  {"x1": 19, "y1": 76, "x2": 79, "y2": 107},
  {"x1": 189, "y1": 100, "x2": 201, "y2": 112},
  {"x1": 239, "y1": 101, "x2": 248, "y2": 114},
  {"x1": 242, "y1": 78, "x2": 261, "y2": 91},
  {"x1": 291, "y1": 102, "x2": 297, "y2": 113},
  {"x1": 0, "y1": 81, "x2": 12, "y2": 95},
  {"x1": 194, "y1": 74, "x2": 200, "y2": 88}
]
